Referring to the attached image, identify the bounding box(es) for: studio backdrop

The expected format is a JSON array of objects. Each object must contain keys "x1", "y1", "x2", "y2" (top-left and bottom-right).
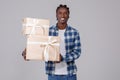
[{"x1": 0, "y1": 0, "x2": 120, "y2": 80}]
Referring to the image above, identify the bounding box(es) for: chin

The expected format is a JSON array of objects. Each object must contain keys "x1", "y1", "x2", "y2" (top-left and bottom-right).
[
  {"x1": 60, "y1": 22, "x2": 66, "y2": 24},
  {"x1": 60, "y1": 20, "x2": 67, "y2": 24}
]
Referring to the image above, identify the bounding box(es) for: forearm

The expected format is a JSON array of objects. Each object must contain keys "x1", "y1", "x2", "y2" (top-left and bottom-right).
[{"x1": 62, "y1": 49, "x2": 81, "y2": 62}]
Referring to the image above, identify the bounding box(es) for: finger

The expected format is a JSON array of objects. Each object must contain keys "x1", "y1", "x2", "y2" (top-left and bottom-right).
[
  {"x1": 22, "y1": 50, "x2": 26, "y2": 56},
  {"x1": 54, "y1": 61, "x2": 60, "y2": 63},
  {"x1": 22, "y1": 52, "x2": 24, "y2": 56},
  {"x1": 24, "y1": 56, "x2": 26, "y2": 60}
]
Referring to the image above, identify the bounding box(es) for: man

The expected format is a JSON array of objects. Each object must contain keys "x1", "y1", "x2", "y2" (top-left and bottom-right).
[{"x1": 22, "y1": 4, "x2": 81, "y2": 80}]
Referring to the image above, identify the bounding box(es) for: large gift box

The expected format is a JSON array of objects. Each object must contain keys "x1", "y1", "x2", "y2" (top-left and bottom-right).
[
  {"x1": 22, "y1": 17, "x2": 49, "y2": 36},
  {"x1": 26, "y1": 35, "x2": 60, "y2": 61}
]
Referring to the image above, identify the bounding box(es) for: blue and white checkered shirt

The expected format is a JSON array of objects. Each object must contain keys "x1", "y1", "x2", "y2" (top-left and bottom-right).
[{"x1": 45, "y1": 25, "x2": 81, "y2": 76}]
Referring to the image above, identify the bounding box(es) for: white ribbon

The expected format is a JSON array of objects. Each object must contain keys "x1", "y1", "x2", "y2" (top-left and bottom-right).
[
  {"x1": 27, "y1": 37, "x2": 59, "y2": 61},
  {"x1": 23, "y1": 19, "x2": 49, "y2": 36}
]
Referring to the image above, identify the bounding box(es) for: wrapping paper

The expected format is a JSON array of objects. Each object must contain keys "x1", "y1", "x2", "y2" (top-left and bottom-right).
[
  {"x1": 22, "y1": 17, "x2": 49, "y2": 36},
  {"x1": 26, "y1": 35, "x2": 60, "y2": 61}
]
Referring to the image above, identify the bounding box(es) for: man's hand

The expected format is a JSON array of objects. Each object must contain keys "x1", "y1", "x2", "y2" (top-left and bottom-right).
[
  {"x1": 22, "y1": 48, "x2": 29, "y2": 61},
  {"x1": 54, "y1": 54, "x2": 62, "y2": 63}
]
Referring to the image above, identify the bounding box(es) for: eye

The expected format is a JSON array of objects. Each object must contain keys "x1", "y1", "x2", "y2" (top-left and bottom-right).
[
  {"x1": 64, "y1": 12, "x2": 67, "y2": 15},
  {"x1": 58, "y1": 12, "x2": 62, "y2": 14}
]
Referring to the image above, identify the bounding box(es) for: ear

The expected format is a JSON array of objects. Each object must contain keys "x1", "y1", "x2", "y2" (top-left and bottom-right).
[
  {"x1": 56, "y1": 14, "x2": 58, "y2": 20},
  {"x1": 68, "y1": 15, "x2": 69, "y2": 19}
]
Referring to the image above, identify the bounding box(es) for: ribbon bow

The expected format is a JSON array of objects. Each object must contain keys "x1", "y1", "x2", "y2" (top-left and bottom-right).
[
  {"x1": 27, "y1": 36, "x2": 60, "y2": 61},
  {"x1": 23, "y1": 18, "x2": 49, "y2": 35},
  {"x1": 44, "y1": 37, "x2": 59, "y2": 61}
]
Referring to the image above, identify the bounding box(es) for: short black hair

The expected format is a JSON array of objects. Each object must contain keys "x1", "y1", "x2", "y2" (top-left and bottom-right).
[{"x1": 56, "y1": 4, "x2": 70, "y2": 14}]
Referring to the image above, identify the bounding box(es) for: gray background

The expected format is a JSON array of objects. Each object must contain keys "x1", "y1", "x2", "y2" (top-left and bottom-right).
[{"x1": 0, "y1": 0, "x2": 120, "y2": 80}]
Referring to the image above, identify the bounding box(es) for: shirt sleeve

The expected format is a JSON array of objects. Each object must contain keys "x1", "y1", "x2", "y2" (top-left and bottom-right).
[{"x1": 63, "y1": 31, "x2": 81, "y2": 62}]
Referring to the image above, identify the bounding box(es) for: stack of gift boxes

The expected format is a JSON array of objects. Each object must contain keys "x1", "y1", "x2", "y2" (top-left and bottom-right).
[{"x1": 22, "y1": 17, "x2": 60, "y2": 61}]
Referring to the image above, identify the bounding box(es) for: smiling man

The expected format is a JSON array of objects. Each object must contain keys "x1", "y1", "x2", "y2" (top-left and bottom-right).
[
  {"x1": 46, "y1": 4, "x2": 81, "y2": 80},
  {"x1": 22, "y1": 4, "x2": 81, "y2": 80}
]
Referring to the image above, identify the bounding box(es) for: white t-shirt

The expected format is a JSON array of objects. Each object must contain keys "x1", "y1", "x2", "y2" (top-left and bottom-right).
[{"x1": 54, "y1": 29, "x2": 68, "y2": 75}]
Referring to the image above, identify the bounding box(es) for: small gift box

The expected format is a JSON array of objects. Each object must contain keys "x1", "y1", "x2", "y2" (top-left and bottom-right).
[
  {"x1": 26, "y1": 35, "x2": 60, "y2": 61},
  {"x1": 22, "y1": 17, "x2": 49, "y2": 36}
]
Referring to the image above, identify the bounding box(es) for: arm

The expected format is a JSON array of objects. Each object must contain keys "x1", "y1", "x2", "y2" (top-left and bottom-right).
[{"x1": 63, "y1": 31, "x2": 81, "y2": 62}]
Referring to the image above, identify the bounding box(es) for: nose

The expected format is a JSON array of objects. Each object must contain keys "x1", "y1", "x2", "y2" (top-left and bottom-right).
[{"x1": 61, "y1": 13, "x2": 65, "y2": 18}]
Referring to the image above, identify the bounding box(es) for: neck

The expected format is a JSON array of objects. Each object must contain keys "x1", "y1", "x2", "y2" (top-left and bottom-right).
[{"x1": 57, "y1": 23, "x2": 67, "y2": 30}]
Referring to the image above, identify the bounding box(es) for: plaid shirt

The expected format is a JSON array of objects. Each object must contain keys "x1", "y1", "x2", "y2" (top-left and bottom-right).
[{"x1": 45, "y1": 25, "x2": 81, "y2": 76}]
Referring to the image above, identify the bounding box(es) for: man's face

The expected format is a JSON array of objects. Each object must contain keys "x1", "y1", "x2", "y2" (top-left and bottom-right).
[{"x1": 56, "y1": 8, "x2": 69, "y2": 24}]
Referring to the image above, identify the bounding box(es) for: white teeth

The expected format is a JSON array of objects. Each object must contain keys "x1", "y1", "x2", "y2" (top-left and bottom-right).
[{"x1": 61, "y1": 18, "x2": 65, "y2": 20}]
